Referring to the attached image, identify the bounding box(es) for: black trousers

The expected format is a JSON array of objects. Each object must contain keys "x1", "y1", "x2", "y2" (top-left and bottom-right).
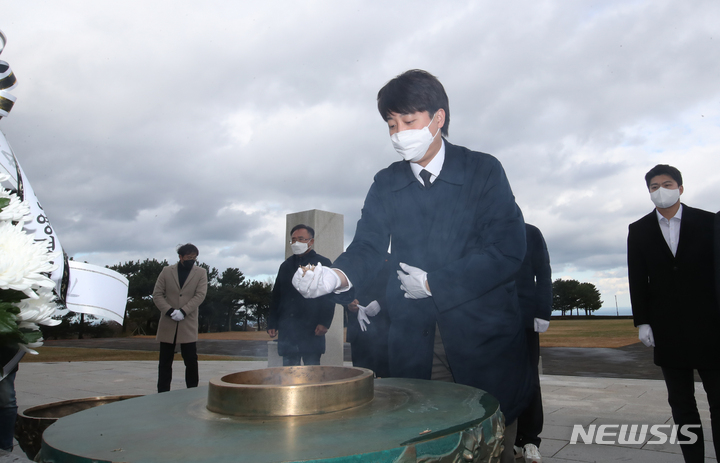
[
  {"x1": 661, "y1": 366, "x2": 720, "y2": 463},
  {"x1": 157, "y1": 341, "x2": 198, "y2": 393},
  {"x1": 515, "y1": 328, "x2": 543, "y2": 448}
]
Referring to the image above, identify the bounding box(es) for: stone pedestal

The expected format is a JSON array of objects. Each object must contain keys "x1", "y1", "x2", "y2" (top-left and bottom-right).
[{"x1": 267, "y1": 209, "x2": 345, "y2": 367}]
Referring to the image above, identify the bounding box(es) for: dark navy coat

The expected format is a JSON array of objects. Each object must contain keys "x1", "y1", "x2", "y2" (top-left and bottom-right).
[
  {"x1": 268, "y1": 250, "x2": 335, "y2": 357},
  {"x1": 333, "y1": 140, "x2": 532, "y2": 423},
  {"x1": 343, "y1": 258, "x2": 391, "y2": 378},
  {"x1": 516, "y1": 224, "x2": 553, "y2": 329}
]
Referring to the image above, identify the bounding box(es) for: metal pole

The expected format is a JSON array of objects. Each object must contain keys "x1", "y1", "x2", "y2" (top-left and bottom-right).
[{"x1": 615, "y1": 295, "x2": 619, "y2": 316}]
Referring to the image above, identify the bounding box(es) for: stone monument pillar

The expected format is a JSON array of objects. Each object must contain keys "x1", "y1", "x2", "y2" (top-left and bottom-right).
[{"x1": 267, "y1": 209, "x2": 345, "y2": 367}]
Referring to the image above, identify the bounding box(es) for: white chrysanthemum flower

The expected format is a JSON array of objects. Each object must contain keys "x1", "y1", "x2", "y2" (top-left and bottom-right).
[
  {"x1": 15, "y1": 287, "x2": 61, "y2": 330},
  {"x1": 0, "y1": 189, "x2": 31, "y2": 223},
  {"x1": 19, "y1": 340, "x2": 44, "y2": 355},
  {"x1": 0, "y1": 220, "x2": 58, "y2": 298}
]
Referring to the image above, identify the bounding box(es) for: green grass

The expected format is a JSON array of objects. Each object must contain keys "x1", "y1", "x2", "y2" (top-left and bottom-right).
[{"x1": 541, "y1": 318, "x2": 638, "y2": 347}]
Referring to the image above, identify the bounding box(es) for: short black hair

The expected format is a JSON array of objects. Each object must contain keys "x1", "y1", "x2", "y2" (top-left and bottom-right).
[
  {"x1": 291, "y1": 224, "x2": 314, "y2": 238},
  {"x1": 645, "y1": 164, "x2": 683, "y2": 187},
  {"x1": 176, "y1": 243, "x2": 199, "y2": 257},
  {"x1": 377, "y1": 69, "x2": 450, "y2": 137}
]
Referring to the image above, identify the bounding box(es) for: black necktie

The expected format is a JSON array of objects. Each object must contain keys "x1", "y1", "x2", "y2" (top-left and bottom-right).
[{"x1": 420, "y1": 169, "x2": 432, "y2": 188}]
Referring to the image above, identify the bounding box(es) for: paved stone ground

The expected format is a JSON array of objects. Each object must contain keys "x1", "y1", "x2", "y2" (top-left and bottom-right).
[{"x1": 541, "y1": 343, "x2": 664, "y2": 380}]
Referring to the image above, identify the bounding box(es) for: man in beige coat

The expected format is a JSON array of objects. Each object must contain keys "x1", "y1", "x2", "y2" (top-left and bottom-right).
[{"x1": 152, "y1": 243, "x2": 208, "y2": 392}]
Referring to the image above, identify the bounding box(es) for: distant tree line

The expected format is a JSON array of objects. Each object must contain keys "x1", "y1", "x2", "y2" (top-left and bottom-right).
[
  {"x1": 107, "y1": 259, "x2": 273, "y2": 336},
  {"x1": 552, "y1": 278, "x2": 603, "y2": 316}
]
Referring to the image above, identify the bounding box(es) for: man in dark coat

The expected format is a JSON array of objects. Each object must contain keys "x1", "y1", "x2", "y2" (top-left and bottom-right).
[
  {"x1": 267, "y1": 224, "x2": 335, "y2": 366},
  {"x1": 513, "y1": 223, "x2": 552, "y2": 463},
  {"x1": 343, "y1": 256, "x2": 391, "y2": 378},
  {"x1": 628, "y1": 164, "x2": 720, "y2": 463},
  {"x1": 292, "y1": 70, "x2": 531, "y2": 463}
]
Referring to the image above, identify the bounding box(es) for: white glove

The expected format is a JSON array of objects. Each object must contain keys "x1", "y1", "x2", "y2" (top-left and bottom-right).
[
  {"x1": 534, "y1": 318, "x2": 549, "y2": 333},
  {"x1": 364, "y1": 300, "x2": 381, "y2": 317},
  {"x1": 171, "y1": 310, "x2": 185, "y2": 322},
  {"x1": 638, "y1": 324, "x2": 655, "y2": 347},
  {"x1": 356, "y1": 304, "x2": 371, "y2": 332},
  {"x1": 397, "y1": 262, "x2": 431, "y2": 299},
  {"x1": 292, "y1": 262, "x2": 341, "y2": 298}
]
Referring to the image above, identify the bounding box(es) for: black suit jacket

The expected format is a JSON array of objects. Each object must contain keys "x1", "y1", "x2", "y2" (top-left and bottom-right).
[{"x1": 628, "y1": 204, "x2": 720, "y2": 368}]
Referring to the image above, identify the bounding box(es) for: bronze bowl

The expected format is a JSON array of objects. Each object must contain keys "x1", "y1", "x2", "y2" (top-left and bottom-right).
[
  {"x1": 207, "y1": 365, "x2": 374, "y2": 416},
  {"x1": 14, "y1": 394, "x2": 141, "y2": 459}
]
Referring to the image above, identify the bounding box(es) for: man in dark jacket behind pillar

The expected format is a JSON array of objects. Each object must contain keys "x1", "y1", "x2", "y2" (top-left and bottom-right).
[{"x1": 267, "y1": 224, "x2": 335, "y2": 366}]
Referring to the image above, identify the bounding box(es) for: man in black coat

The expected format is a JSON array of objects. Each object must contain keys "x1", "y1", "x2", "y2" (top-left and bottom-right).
[
  {"x1": 514, "y1": 224, "x2": 552, "y2": 463},
  {"x1": 628, "y1": 164, "x2": 720, "y2": 463},
  {"x1": 267, "y1": 224, "x2": 335, "y2": 366}
]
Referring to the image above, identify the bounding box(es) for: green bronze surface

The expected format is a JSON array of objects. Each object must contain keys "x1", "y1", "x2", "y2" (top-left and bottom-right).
[{"x1": 38, "y1": 378, "x2": 503, "y2": 463}]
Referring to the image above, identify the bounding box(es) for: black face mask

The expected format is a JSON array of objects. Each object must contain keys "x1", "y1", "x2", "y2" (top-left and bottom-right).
[{"x1": 181, "y1": 259, "x2": 196, "y2": 269}]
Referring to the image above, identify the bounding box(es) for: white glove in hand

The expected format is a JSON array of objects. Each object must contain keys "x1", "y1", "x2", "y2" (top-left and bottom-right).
[
  {"x1": 397, "y1": 262, "x2": 431, "y2": 299},
  {"x1": 364, "y1": 300, "x2": 381, "y2": 317},
  {"x1": 291, "y1": 263, "x2": 341, "y2": 298},
  {"x1": 171, "y1": 310, "x2": 185, "y2": 322},
  {"x1": 638, "y1": 324, "x2": 655, "y2": 347},
  {"x1": 534, "y1": 318, "x2": 550, "y2": 333},
  {"x1": 356, "y1": 304, "x2": 371, "y2": 332}
]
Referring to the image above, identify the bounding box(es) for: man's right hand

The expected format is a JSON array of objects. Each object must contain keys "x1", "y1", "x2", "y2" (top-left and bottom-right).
[
  {"x1": 267, "y1": 329, "x2": 277, "y2": 338},
  {"x1": 292, "y1": 263, "x2": 341, "y2": 298}
]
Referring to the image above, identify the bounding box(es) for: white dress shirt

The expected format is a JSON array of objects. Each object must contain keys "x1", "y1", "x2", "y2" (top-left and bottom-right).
[
  {"x1": 410, "y1": 139, "x2": 445, "y2": 185},
  {"x1": 656, "y1": 204, "x2": 682, "y2": 256}
]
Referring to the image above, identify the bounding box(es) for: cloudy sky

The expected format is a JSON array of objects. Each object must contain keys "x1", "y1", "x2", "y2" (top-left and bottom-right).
[{"x1": 1, "y1": 0, "x2": 718, "y2": 311}]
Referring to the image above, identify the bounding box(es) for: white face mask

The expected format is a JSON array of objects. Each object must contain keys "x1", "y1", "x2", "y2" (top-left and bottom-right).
[
  {"x1": 390, "y1": 113, "x2": 440, "y2": 162},
  {"x1": 650, "y1": 187, "x2": 680, "y2": 209},
  {"x1": 291, "y1": 241, "x2": 309, "y2": 255}
]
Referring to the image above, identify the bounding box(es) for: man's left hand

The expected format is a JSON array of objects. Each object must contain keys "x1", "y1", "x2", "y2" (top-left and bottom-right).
[
  {"x1": 534, "y1": 318, "x2": 550, "y2": 333},
  {"x1": 315, "y1": 324, "x2": 328, "y2": 336},
  {"x1": 397, "y1": 263, "x2": 431, "y2": 299}
]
